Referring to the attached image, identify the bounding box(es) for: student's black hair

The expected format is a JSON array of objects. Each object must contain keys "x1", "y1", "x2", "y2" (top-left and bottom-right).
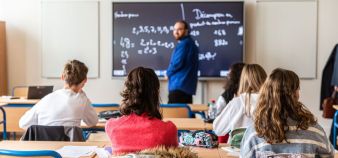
[{"x1": 221, "y1": 63, "x2": 245, "y2": 103}]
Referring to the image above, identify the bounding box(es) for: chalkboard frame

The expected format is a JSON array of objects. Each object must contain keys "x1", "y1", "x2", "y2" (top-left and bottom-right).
[{"x1": 112, "y1": 1, "x2": 245, "y2": 80}]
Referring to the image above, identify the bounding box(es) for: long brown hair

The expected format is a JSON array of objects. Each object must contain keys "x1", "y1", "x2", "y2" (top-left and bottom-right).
[
  {"x1": 120, "y1": 67, "x2": 162, "y2": 119},
  {"x1": 237, "y1": 64, "x2": 267, "y2": 116},
  {"x1": 254, "y1": 68, "x2": 316, "y2": 143}
]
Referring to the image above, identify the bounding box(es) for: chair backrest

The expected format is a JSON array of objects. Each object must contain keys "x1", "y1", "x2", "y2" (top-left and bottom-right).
[
  {"x1": 160, "y1": 104, "x2": 193, "y2": 118},
  {"x1": 0, "y1": 149, "x2": 62, "y2": 158},
  {"x1": 12, "y1": 86, "x2": 28, "y2": 98},
  {"x1": 92, "y1": 103, "x2": 119, "y2": 113},
  {"x1": 21, "y1": 125, "x2": 84, "y2": 141}
]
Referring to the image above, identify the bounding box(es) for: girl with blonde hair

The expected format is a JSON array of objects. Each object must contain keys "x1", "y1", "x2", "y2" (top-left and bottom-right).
[
  {"x1": 240, "y1": 68, "x2": 333, "y2": 158},
  {"x1": 213, "y1": 64, "x2": 267, "y2": 139}
]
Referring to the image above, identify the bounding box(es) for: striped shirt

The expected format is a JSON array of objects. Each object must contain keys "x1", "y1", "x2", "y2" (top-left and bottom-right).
[{"x1": 240, "y1": 120, "x2": 334, "y2": 158}]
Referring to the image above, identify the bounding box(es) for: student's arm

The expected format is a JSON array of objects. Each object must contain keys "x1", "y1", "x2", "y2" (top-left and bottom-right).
[
  {"x1": 19, "y1": 103, "x2": 39, "y2": 129},
  {"x1": 82, "y1": 99, "x2": 99, "y2": 127},
  {"x1": 315, "y1": 124, "x2": 335, "y2": 157},
  {"x1": 166, "y1": 42, "x2": 188, "y2": 77},
  {"x1": 213, "y1": 99, "x2": 236, "y2": 136},
  {"x1": 240, "y1": 126, "x2": 255, "y2": 158},
  {"x1": 215, "y1": 96, "x2": 226, "y2": 116}
]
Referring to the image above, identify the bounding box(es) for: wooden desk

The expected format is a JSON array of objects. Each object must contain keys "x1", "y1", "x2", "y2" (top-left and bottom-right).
[
  {"x1": 192, "y1": 144, "x2": 238, "y2": 158},
  {"x1": 0, "y1": 99, "x2": 37, "y2": 133},
  {"x1": 0, "y1": 141, "x2": 107, "y2": 158},
  {"x1": 0, "y1": 102, "x2": 7, "y2": 139},
  {"x1": 189, "y1": 104, "x2": 208, "y2": 112},
  {"x1": 164, "y1": 118, "x2": 212, "y2": 130},
  {"x1": 88, "y1": 118, "x2": 213, "y2": 131},
  {"x1": 0, "y1": 99, "x2": 119, "y2": 133},
  {"x1": 0, "y1": 98, "x2": 39, "y2": 105}
]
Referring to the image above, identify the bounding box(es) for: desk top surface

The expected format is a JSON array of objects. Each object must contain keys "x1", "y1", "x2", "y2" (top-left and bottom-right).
[
  {"x1": 188, "y1": 104, "x2": 208, "y2": 112},
  {"x1": 86, "y1": 118, "x2": 213, "y2": 131},
  {"x1": 0, "y1": 98, "x2": 39, "y2": 104},
  {"x1": 0, "y1": 141, "x2": 106, "y2": 150}
]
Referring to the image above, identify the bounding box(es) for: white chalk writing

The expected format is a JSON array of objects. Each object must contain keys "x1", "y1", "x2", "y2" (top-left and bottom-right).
[
  {"x1": 114, "y1": 11, "x2": 139, "y2": 19},
  {"x1": 132, "y1": 26, "x2": 173, "y2": 35},
  {"x1": 214, "y1": 39, "x2": 228, "y2": 47},
  {"x1": 190, "y1": 20, "x2": 241, "y2": 29},
  {"x1": 199, "y1": 52, "x2": 217, "y2": 61},
  {"x1": 140, "y1": 39, "x2": 175, "y2": 49}
]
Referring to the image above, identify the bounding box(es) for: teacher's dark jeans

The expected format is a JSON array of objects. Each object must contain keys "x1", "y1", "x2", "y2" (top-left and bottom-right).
[{"x1": 168, "y1": 90, "x2": 192, "y2": 104}]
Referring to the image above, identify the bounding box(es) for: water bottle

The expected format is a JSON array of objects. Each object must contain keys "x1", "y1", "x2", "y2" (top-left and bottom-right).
[{"x1": 208, "y1": 99, "x2": 217, "y2": 119}]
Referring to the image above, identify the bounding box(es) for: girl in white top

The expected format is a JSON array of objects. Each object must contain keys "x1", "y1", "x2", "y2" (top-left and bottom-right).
[
  {"x1": 19, "y1": 60, "x2": 98, "y2": 129},
  {"x1": 213, "y1": 64, "x2": 267, "y2": 138}
]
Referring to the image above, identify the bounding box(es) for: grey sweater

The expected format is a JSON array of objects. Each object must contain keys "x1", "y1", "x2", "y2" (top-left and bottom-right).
[{"x1": 240, "y1": 120, "x2": 334, "y2": 158}]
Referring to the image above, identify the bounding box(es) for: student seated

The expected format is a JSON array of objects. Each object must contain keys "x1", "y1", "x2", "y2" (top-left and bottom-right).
[
  {"x1": 240, "y1": 68, "x2": 334, "y2": 158},
  {"x1": 19, "y1": 60, "x2": 98, "y2": 129},
  {"x1": 213, "y1": 64, "x2": 267, "y2": 140},
  {"x1": 105, "y1": 67, "x2": 178, "y2": 155},
  {"x1": 215, "y1": 62, "x2": 245, "y2": 115}
]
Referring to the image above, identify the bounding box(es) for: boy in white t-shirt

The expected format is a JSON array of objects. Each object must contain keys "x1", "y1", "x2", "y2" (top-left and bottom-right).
[{"x1": 19, "y1": 60, "x2": 98, "y2": 129}]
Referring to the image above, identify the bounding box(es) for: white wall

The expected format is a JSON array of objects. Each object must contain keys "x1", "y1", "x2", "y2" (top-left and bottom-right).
[{"x1": 1, "y1": 0, "x2": 337, "y2": 134}]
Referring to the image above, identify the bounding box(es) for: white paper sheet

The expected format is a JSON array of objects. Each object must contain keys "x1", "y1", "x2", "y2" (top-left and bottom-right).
[
  {"x1": 56, "y1": 146, "x2": 97, "y2": 158},
  {"x1": 221, "y1": 146, "x2": 240, "y2": 156}
]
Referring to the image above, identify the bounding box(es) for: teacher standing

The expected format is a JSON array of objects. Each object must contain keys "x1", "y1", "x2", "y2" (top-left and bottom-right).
[{"x1": 166, "y1": 20, "x2": 199, "y2": 104}]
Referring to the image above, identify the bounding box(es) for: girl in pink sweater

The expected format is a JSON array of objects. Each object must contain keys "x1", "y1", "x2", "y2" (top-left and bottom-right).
[{"x1": 105, "y1": 67, "x2": 178, "y2": 155}]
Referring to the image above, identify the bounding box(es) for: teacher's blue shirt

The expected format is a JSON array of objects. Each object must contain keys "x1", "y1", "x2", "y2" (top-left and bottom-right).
[{"x1": 167, "y1": 35, "x2": 199, "y2": 95}]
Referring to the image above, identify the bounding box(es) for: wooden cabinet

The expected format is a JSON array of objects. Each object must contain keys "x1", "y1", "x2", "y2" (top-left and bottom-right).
[{"x1": 0, "y1": 21, "x2": 7, "y2": 95}]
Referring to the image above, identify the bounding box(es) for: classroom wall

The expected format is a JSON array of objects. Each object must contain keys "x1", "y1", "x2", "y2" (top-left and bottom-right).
[{"x1": 0, "y1": 0, "x2": 337, "y2": 133}]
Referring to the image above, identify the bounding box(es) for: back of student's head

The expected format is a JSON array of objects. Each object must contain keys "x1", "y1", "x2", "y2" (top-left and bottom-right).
[
  {"x1": 222, "y1": 63, "x2": 246, "y2": 103},
  {"x1": 63, "y1": 60, "x2": 88, "y2": 86},
  {"x1": 254, "y1": 68, "x2": 316, "y2": 143},
  {"x1": 120, "y1": 67, "x2": 162, "y2": 119},
  {"x1": 238, "y1": 64, "x2": 267, "y2": 94}
]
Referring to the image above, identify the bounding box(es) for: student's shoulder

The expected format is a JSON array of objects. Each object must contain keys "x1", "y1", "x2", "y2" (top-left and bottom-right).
[
  {"x1": 162, "y1": 120, "x2": 178, "y2": 131},
  {"x1": 40, "y1": 89, "x2": 60, "y2": 100}
]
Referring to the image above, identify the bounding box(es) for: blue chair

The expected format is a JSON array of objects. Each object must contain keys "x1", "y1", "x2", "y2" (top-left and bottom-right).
[
  {"x1": 0, "y1": 106, "x2": 6, "y2": 140},
  {"x1": 160, "y1": 104, "x2": 193, "y2": 118},
  {"x1": 332, "y1": 110, "x2": 338, "y2": 148},
  {"x1": 91, "y1": 103, "x2": 119, "y2": 108},
  {"x1": 0, "y1": 149, "x2": 62, "y2": 158}
]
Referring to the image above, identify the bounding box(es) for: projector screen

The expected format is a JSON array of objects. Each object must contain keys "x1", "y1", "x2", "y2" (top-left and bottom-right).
[{"x1": 112, "y1": 2, "x2": 244, "y2": 78}]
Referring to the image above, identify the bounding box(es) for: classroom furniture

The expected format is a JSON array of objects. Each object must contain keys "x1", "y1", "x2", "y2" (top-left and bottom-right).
[
  {"x1": 0, "y1": 149, "x2": 62, "y2": 158},
  {"x1": 188, "y1": 104, "x2": 208, "y2": 119},
  {"x1": 42, "y1": 1, "x2": 99, "y2": 78},
  {"x1": 21, "y1": 125, "x2": 84, "y2": 142},
  {"x1": 90, "y1": 118, "x2": 212, "y2": 131},
  {"x1": 0, "y1": 98, "x2": 38, "y2": 133},
  {"x1": 0, "y1": 21, "x2": 7, "y2": 96},
  {"x1": 12, "y1": 86, "x2": 28, "y2": 98},
  {"x1": 163, "y1": 118, "x2": 213, "y2": 131},
  {"x1": 0, "y1": 141, "x2": 106, "y2": 158},
  {"x1": 191, "y1": 144, "x2": 238, "y2": 158},
  {"x1": 256, "y1": 0, "x2": 317, "y2": 78},
  {"x1": 160, "y1": 104, "x2": 193, "y2": 118},
  {"x1": 0, "y1": 99, "x2": 118, "y2": 133},
  {"x1": 92, "y1": 103, "x2": 119, "y2": 113},
  {"x1": 0, "y1": 103, "x2": 7, "y2": 140},
  {"x1": 332, "y1": 105, "x2": 338, "y2": 148}
]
